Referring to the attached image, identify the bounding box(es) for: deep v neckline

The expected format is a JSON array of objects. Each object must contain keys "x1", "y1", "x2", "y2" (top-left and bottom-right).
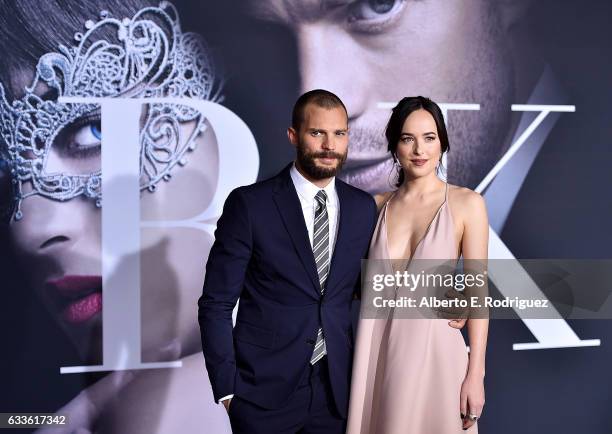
[{"x1": 383, "y1": 183, "x2": 448, "y2": 263}]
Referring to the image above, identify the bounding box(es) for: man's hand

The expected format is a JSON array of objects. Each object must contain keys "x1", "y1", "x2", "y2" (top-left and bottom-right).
[
  {"x1": 432, "y1": 288, "x2": 469, "y2": 329},
  {"x1": 222, "y1": 398, "x2": 232, "y2": 412},
  {"x1": 448, "y1": 318, "x2": 467, "y2": 329}
]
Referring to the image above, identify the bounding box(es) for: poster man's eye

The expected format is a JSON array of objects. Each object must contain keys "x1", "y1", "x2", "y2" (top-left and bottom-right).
[{"x1": 347, "y1": 0, "x2": 405, "y2": 29}]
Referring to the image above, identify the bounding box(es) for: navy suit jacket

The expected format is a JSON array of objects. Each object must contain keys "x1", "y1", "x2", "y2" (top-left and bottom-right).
[{"x1": 198, "y1": 163, "x2": 377, "y2": 417}]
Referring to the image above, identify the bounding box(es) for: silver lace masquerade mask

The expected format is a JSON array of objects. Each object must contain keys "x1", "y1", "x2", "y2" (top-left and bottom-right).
[{"x1": 0, "y1": 1, "x2": 220, "y2": 222}]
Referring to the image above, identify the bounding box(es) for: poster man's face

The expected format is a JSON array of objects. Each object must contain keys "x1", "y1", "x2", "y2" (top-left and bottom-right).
[{"x1": 249, "y1": 0, "x2": 517, "y2": 192}]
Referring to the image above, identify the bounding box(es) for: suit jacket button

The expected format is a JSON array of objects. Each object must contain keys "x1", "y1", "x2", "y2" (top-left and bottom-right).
[{"x1": 306, "y1": 339, "x2": 315, "y2": 345}]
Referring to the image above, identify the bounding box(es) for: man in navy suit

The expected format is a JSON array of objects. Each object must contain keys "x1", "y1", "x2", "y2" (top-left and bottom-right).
[{"x1": 198, "y1": 89, "x2": 377, "y2": 433}]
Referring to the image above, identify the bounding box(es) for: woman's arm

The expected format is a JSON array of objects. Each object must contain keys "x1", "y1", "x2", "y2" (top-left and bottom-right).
[{"x1": 459, "y1": 190, "x2": 489, "y2": 430}]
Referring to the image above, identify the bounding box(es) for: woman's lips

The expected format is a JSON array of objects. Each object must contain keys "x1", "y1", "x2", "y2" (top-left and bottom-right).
[
  {"x1": 46, "y1": 275, "x2": 103, "y2": 324},
  {"x1": 410, "y1": 159, "x2": 428, "y2": 167},
  {"x1": 63, "y1": 292, "x2": 102, "y2": 324}
]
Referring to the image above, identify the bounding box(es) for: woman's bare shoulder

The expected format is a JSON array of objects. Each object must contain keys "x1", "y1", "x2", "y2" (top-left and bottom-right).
[
  {"x1": 373, "y1": 191, "x2": 395, "y2": 212},
  {"x1": 447, "y1": 184, "x2": 486, "y2": 218}
]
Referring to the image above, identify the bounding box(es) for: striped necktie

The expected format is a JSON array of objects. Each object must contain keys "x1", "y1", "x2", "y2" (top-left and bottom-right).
[{"x1": 310, "y1": 189, "x2": 329, "y2": 364}]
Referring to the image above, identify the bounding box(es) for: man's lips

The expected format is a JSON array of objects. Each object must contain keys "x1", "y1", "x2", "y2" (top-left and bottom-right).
[
  {"x1": 340, "y1": 157, "x2": 395, "y2": 193},
  {"x1": 46, "y1": 275, "x2": 103, "y2": 324},
  {"x1": 316, "y1": 156, "x2": 338, "y2": 164},
  {"x1": 343, "y1": 154, "x2": 390, "y2": 170}
]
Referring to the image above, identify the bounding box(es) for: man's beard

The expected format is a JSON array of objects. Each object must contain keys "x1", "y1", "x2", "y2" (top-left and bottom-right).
[{"x1": 296, "y1": 143, "x2": 347, "y2": 180}]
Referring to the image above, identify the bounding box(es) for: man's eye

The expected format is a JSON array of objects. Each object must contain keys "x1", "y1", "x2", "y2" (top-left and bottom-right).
[
  {"x1": 311, "y1": 131, "x2": 322, "y2": 136},
  {"x1": 347, "y1": 0, "x2": 405, "y2": 28}
]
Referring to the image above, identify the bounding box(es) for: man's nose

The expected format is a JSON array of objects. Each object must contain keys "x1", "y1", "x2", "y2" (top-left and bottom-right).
[
  {"x1": 321, "y1": 136, "x2": 335, "y2": 150},
  {"x1": 296, "y1": 23, "x2": 369, "y2": 122}
]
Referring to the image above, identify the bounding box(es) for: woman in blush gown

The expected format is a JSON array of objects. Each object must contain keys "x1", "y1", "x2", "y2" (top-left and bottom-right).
[{"x1": 347, "y1": 97, "x2": 489, "y2": 434}]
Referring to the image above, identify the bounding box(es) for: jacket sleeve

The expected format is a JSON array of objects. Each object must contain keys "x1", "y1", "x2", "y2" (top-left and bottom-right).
[
  {"x1": 198, "y1": 187, "x2": 252, "y2": 403},
  {"x1": 353, "y1": 195, "x2": 378, "y2": 300}
]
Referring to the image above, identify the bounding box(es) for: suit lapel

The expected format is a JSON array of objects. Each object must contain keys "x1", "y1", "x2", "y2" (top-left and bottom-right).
[
  {"x1": 273, "y1": 166, "x2": 321, "y2": 294},
  {"x1": 325, "y1": 179, "x2": 352, "y2": 293}
]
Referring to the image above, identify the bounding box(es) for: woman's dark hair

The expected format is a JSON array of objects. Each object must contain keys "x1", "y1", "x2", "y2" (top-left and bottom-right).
[
  {"x1": 385, "y1": 96, "x2": 450, "y2": 187},
  {"x1": 0, "y1": 0, "x2": 158, "y2": 100},
  {"x1": 0, "y1": 0, "x2": 162, "y2": 221}
]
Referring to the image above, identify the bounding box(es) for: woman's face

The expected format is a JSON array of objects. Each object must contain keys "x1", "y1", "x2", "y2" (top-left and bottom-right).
[
  {"x1": 6, "y1": 70, "x2": 220, "y2": 363},
  {"x1": 395, "y1": 109, "x2": 443, "y2": 180}
]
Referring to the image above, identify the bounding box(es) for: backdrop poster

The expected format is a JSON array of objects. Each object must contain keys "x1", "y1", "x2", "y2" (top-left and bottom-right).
[{"x1": 1, "y1": 1, "x2": 611, "y2": 433}]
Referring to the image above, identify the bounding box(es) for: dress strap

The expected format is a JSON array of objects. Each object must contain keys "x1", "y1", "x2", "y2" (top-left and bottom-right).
[
  {"x1": 387, "y1": 190, "x2": 397, "y2": 205},
  {"x1": 380, "y1": 190, "x2": 396, "y2": 211}
]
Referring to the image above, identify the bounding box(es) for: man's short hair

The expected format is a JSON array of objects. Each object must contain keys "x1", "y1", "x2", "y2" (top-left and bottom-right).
[{"x1": 291, "y1": 89, "x2": 348, "y2": 130}]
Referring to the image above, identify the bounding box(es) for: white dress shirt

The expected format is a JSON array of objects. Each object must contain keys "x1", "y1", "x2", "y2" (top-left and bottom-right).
[
  {"x1": 219, "y1": 163, "x2": 340, "y2": 404},
  {"x1": 289, "y1": 162, "x2": 340, "y2": 256}
]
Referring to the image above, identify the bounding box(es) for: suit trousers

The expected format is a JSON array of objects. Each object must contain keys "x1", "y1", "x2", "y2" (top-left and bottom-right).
[{"x1": 228, "y1": 357, "x2": 346, "y2": 434}]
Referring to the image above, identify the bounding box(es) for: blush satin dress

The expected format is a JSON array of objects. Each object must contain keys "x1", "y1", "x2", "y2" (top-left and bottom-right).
[{"x1": 347, "y1": 183, "x2": 477, "y2": 434}]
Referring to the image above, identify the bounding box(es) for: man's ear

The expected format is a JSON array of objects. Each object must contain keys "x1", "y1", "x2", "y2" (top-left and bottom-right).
[
  {"x1": 498, "y1": 0, "x2": 533, "y2": 32},
  {"x1": 287, "y1": 127, "x2": 298, "y2": 146}
]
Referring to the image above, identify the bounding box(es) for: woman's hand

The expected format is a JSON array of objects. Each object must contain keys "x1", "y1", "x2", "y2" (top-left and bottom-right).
[
  {"x1": 34, "y1": 340, "x2": 181, "y2": 434},
  {"x1": 34, "y1": 369, "x2": 136, "y2": 434},
  {"x1": 460, "y1": 371, "x2": 485, "y2": 430}
]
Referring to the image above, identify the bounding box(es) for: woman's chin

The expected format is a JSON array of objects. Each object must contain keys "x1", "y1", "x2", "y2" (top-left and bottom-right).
[{"x1": 61, "y1": 311, "x2": 104, "y2": 363}]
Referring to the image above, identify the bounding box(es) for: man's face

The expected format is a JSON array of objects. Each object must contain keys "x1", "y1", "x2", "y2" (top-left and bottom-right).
[
  {"x1": 249, "y1": 0, "x2": 516, "y2": 192},
  {"x1": 289, "y1": 103, "x2": 349, "y2": 179}
]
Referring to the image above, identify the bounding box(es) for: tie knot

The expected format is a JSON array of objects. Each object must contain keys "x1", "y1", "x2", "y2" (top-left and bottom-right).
[{"x1": 315, "y1": 190, "x2": 327, "y2": 206}]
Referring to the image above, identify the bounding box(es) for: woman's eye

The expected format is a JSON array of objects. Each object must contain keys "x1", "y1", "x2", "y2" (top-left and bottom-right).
[
  {"x1": 401, "y1": 137, "x2": 413, "y2": 143},
  {"x1": 53, "y1": 117, "x2": 102, "y2": 160},
  {"x1": 425, "y1": 136, "x2": 435, "y2": 142},
  {"x1": 69, "y1": 121, "x2": 102, "y2": 151},
  {"x1": 48, "y1": 115, "x2": 102, "y2": 173},
  {"x1": 347, "y1": 0, "x2": 405, "y2": 30}
]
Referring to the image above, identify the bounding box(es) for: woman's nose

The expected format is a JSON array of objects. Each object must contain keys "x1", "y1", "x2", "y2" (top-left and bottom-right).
[
  {"x1": 11, "y1": 196, "x2": 98, "y2": 256},
  {"x1": 39, "y1": 234, "x2": 71, "y2": 250}
]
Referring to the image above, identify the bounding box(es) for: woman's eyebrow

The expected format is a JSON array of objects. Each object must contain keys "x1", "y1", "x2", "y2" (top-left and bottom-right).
[{"x1": 324, "y1": 0, "x2": 354, "y2": 10}]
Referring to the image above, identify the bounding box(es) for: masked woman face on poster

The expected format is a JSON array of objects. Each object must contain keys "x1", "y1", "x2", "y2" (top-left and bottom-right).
[{"x1": 0, "y1": 0, "x2": 228, "y2": 364}]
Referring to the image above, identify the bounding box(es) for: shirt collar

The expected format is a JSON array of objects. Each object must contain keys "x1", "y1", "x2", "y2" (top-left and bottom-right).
[{"x1": 290, "y1": 162, "x2": 336, "y2": 205}]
